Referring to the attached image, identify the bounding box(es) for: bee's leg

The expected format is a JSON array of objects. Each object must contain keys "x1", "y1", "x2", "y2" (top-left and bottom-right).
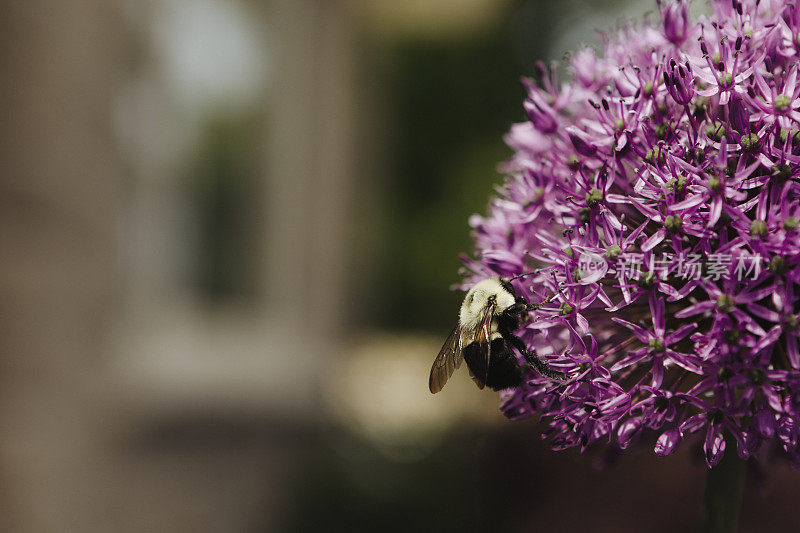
[
  {"x1": 505, "y1": 334, "x2": 568, "y2": 381},
  {"x1": 504, "y1": 302, "x2": 529, "y2": 316},
  {"x1": 525, "y1": 349, "x2": 569, "y2": 381}
]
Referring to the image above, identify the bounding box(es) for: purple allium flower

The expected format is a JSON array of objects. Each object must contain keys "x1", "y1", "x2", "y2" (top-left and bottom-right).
[{"x1": 464, "y1": 0, "x2": 800, "y2": 467}]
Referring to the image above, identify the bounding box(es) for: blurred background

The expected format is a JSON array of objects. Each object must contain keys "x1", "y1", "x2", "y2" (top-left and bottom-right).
[{"x1": 2, "y1": 0, "x2": 800, "y2": 531}]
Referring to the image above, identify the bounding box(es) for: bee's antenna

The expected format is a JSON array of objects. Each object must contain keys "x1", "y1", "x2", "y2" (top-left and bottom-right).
[
  {"x1": 528, "y1": 279, "x2": 566, "y2": 312},
  {"x1": 509, "y1": 267, "x2": 555, "y2": 282}
]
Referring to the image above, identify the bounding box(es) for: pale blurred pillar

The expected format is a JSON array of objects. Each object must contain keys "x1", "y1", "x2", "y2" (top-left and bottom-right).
[
  {"x1": 0, "y1": 1, "x2": 129, "y2": 531},
  {"x1": 263, "y1": 0, "x2": 355, "y2": 338}
]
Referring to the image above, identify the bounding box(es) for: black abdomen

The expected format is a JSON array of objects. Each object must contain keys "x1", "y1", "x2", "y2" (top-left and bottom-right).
[{"x1": 463, "y1": 338, "x2": 526, "y2": 391}]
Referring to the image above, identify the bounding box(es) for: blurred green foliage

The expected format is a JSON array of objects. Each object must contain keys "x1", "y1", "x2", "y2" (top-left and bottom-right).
[
  {"x1": 374, "y1": 21, "x2": 531, "y2": 333},
  {"x1": 368, "y1": 0, "x2": 661, "y2": 333},
  {"x1": 187, "y1": 112, "x2": 262, "y2": 301}
]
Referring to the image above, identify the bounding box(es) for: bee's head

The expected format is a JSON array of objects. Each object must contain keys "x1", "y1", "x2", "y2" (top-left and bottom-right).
[
  {"x1": 500, "y1": 277, "x2": 535, "y2": 308},
  {"x1": 498, "y1": 277, "x2": 516, "y2": 297},
  {"x1": 504, "y1": 268, "x2": 558, "y2": 309}
]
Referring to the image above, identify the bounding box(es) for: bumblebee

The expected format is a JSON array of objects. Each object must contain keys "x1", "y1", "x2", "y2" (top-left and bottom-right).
[{"x1": 429, "y1": 276, "x2": 567, "y2": 394}]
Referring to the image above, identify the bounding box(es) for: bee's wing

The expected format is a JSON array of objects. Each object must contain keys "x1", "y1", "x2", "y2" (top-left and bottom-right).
[
  {"x1": 429, "y1": 325, "x2": 464, "y2": 394},
  {"x1": 469, "y1": 297, "x2": 497, "y2": 389}
]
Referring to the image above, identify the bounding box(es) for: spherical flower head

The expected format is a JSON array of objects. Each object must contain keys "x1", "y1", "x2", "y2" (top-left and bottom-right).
[{"x1": 465, "y1": 0, "x2": 800, "y2": 467}]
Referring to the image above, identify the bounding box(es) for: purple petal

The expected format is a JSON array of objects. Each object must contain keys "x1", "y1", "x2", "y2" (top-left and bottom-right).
[
  {"x1": 670, "y1": 194, "x2": 706, "y2": 211},
  {"x1": 610, "y1": 317, "x2": 651, "y2": 342},
  {"x1": 566, "y1": 126, "x2": 597, "y2": 157},
  {"x1": 675, "y1": 301, "x2": 715, "y2": 318},
  {"x1": 655, "y1": 429, "x2": 681, "y2": 456},
  {"x1": 617, "y1": 417, "x2": 642, "y2": 449},
  {"x1": 650, "y1": 295, "x2": 665, "y2": 337},
  {"x1": 597, "y1": 393, "x2": 632, "y2": 418},
  {"x1": 651, "y1": 357, "x2": 664, "y2": 388},
  {"x1": 788, "y1": 335, "x2": 799, "y2": 369},
  {"x1": 610, "y1": 348, "x2": 650, "y2": 371},
  {"x1": 755, "y1": 409, "x2": 776, "y2": 438},
  {"x1": 680, "y1": 414, "x2": 707, "y2": 435},
  {"x1": 704, "y1": 426, "x2": 727, "y2": 467},
  {"x1": 576, "y1": 312, "x2": 590, "y2": 334},
  {"x1": 750, "y1": 325, "x2": 783, "y2": 358},
  {"x1": 747, "y1": 303, "x2": 781, "y2": 322},
  {"x1": 641, "y1": 228, "x2": 666, "y2": 252},
  {"x1": 666, "y1": 351, "x2": 703, "y2": 373},
  {"x1": 665, "y1": 323, "x2": 697, "y2": 344}
]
